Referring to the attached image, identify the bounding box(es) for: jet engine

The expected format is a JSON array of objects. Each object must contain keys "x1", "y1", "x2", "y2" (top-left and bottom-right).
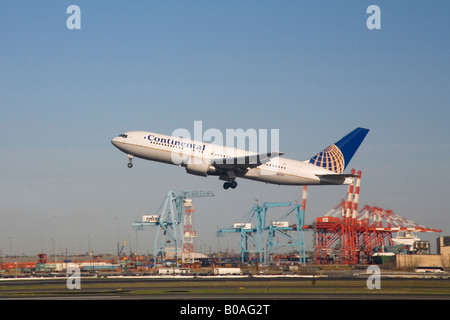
[{"x1": 185, "y1": 163, "x2": 216, "y2": 177}]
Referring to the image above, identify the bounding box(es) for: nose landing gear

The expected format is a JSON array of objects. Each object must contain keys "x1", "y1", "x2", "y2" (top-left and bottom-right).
[{"x1": 127, "y1": 155, "x2": 134, "y2": 168}]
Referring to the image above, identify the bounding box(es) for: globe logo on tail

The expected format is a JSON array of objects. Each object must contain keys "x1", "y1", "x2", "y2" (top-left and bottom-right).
[{"x1": 309, "y1": 144, "x2": 345, "y2": 174}]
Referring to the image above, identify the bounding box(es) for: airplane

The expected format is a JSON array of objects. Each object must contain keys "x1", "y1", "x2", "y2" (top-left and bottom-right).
[{"x1": 111, "y1": 127, "x2": 369, "y2": 190}]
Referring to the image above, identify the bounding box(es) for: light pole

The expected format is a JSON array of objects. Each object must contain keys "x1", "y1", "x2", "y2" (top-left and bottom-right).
[
  {"x1": 115, "y1": 216, "x2": 121, "y2": 256},
  {"x1": 39, "y1": 233, "x2": 43, "y2": 254},
  {"x1": 8, "y1": 237, "x2": 12, "y2": 263},
  {"x1": 53, "y1": 215, "x2": 60, "y2": 264},
  {"x1": 87, "y1": 233, "x2": 91, "y2": 255}
]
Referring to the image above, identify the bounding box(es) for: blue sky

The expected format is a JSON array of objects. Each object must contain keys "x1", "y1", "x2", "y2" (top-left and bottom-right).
[{"x1": 1, "y1": 1, "x2": 449, "y2": 256}]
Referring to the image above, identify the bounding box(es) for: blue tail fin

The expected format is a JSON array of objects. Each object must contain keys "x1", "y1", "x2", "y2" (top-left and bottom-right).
[{"x1": 308, "y1": 127, "x2": 369, "y2": 173}]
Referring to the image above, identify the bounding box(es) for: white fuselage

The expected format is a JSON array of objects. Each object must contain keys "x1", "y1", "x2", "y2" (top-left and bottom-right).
[{"x1": 111, "y1": 131, "x2": 352, "y2": 186}]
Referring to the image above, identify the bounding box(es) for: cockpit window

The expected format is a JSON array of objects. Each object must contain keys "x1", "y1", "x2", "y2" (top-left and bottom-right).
[{"x1": 118, "y1": 134, "x2": 128, "y2": 138}]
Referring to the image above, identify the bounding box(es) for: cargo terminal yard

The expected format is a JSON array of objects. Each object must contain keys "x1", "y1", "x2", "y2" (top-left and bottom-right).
[
  {"x1": 1, "y1": 254, "x2": 450, "y2": 300},
  {"x1": 2, "y1": 175, "x2": 449, "y2": 304},
  {"x1": 2, "y1": 175, "x2": 449, "y2": 278}
]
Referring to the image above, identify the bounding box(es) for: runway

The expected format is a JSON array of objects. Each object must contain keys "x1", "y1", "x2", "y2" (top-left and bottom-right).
[
  {"x1": 1, "y1": 276, "x2": 447, "y2": 319},
  {"x1": 1, "y1": 276, "x2": 449, "y2": 300}
]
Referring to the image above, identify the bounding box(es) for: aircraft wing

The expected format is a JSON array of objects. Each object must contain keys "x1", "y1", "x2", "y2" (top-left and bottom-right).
[{"x1": 211, "y1": 152, "x2": 284, "y2": 170}]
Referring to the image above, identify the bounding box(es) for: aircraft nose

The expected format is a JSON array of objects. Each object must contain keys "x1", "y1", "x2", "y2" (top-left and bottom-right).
[{"x1": 111, "y1": 137, "x2": 120, "y2": 147}]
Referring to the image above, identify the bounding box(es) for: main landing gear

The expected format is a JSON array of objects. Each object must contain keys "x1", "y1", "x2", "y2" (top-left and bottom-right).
[
  {"x1": 223, "y1": 181, "x2": 237, "y2": 190},
  {"x1": 222, "y1": 169, "x2": 238, "y2": 190},
  {"x1": 127, "y1": 155, "x2": 134, "y2": 168}
]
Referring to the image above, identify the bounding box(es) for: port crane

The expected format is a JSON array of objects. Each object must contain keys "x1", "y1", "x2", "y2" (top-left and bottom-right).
[
  {"x1": 217, "y1": 189, "x2": 307, "y2": 265},
  {"x1": 132, "y1": 190, "x2": 214, "y2": 267},
  {"x1": 314, "y1": 170, "x2": 442, "y2": 264}
]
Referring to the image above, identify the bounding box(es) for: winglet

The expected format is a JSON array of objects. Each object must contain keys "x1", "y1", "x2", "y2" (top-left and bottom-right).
[{"x1": 309, "y1": 127, "x2": 369, "y2": 173}]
